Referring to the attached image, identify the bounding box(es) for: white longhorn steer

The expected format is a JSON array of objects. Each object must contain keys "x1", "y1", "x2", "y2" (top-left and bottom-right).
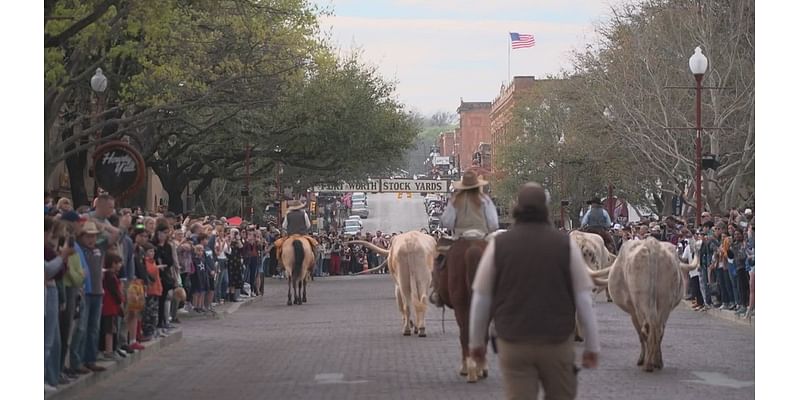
[
  {"x1": 351, "y1": 231, "x2": 437, "y2": 337},
  {"x1": 592, "y1": 237, "x2": 699, "y2": 372}
]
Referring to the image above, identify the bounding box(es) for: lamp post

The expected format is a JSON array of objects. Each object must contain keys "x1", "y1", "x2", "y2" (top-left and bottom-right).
[
  {"x1": 90, "y1": 68, "x2": 108, "y2": 198},
  {"x1": 274, "y1": 146, "x2": 283, "y2": 225},
  {"x1": 689, "y1": 46, "x2": 708, "y2": 227}
]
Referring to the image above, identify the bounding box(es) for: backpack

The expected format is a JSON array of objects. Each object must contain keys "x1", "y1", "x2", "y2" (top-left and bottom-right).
[
  {"x1": 126, "y1": 280, "x2": 146, "y2": 312},
  {"x1": 63, "y1": 253, "x2": 85, "y2": 288}
]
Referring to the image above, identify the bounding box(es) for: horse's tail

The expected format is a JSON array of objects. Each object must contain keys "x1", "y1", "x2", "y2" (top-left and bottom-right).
[
  {"x1": 464, "y1": 243, "x2": 484, "y2": 290},
  {"x1": 292, "y1": 239, "x2": 304, "y2": 283}
]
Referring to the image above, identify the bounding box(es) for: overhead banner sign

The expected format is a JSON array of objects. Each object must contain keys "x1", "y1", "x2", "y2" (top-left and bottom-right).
[
  {"x1": 314, "y1": 179, "x2": 450, "y2": 193},
  {"x1": 314, "y1": 181, "x2": 380, "y2": 193}
]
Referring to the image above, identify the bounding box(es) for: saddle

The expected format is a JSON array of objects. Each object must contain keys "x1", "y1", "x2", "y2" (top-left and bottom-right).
[{"x1": 275, "y1": 234, "x2": 319, "y2": 262}]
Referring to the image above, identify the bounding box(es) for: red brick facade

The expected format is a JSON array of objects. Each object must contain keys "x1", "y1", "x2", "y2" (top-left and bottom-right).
[{"x1": 455, "y1": 101, "x2": 492, "y2": 171}]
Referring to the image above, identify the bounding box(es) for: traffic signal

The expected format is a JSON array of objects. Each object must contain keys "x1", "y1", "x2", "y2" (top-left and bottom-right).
[
  {"x1": 406, "y1": 192, "x2": 412, "y2": 198},
  {"x1": 310, "y1": 201, "x2": 317, "y2": 214},
  {"x1": 397, "y1": 192, "x2": 402, "y2": 199}
]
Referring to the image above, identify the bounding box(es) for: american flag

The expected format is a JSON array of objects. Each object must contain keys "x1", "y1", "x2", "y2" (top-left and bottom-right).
[{"x1": 510, "y1": 32, "x2": 535, "y2": 49}]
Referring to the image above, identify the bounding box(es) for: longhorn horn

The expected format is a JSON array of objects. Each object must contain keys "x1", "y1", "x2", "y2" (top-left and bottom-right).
[
  {"x1": 354, "y1": 259, "x2": 388, "y2": 275},
  {"x1": 592, "y1": 277, "x2": 609, "y2": 287},
  {"x1": 348, "y1": 240, "x2": 390, "y2": 256},
  {"x1": 588, "y1": 266, "x2": 611, "y2": 278}
]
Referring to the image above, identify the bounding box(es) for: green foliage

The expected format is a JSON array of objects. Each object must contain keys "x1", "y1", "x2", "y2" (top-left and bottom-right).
[{"x1": 45, "y1": 0, "x2": 419, "y2": 213}]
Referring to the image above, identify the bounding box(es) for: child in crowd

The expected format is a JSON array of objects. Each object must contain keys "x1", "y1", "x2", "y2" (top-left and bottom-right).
[
  {"x1": 191, "y1": 244, "x2": 210, "y2": 313},
  {"x1": 101, "y1": 253, "x2": 125, "y2": 360},
  {"x1": 143, "y1": 243, "x2": 163, "y2": 339}
]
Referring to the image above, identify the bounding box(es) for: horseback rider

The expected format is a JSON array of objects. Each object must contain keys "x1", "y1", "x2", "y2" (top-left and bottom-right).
[
  {"x1": 275, "y1": 200, "x2": 318, "y2": 262},
  {"x1": 580, "y1": 197, "x2": 615, "y2": 253},
  {"x1": 441, "y1": 170, "x2": 500, "y2": 238},
  {"x1": 432, "y1": 170, "x2": 499, "y2": 307}
]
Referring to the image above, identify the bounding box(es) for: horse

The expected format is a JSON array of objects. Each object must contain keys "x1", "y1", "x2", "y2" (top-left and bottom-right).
[
  {"x1": 280, "y1": 235, "x2": 316, "y2": 305},
  {"x1": 432, "y1": 229, "x2": 491, "y2": 383}
]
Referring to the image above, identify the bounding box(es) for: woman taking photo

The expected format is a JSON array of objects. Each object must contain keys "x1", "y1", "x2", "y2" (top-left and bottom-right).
[{"x1": 153, "y1": 224, "x2": 176, "y2": 333}]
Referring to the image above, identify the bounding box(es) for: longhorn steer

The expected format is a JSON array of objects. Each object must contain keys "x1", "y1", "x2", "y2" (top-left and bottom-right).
[
  {"x1": 352, "y1": 231, "x2": 436, "y2": 337},
  {"x1": 569, "y1": 230, "x2": 616, "y2": 302},
  {"x1": 593, "y1": 237, "x2": 699, "y2": 372}
]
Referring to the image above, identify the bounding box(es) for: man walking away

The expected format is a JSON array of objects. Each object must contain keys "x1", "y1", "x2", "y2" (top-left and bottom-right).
[{"x1": 470, "y1": 182, "x2": 600, "y2": 400}]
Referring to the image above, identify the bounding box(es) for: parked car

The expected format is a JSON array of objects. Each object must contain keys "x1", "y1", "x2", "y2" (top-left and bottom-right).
[
  {"x1": 428, "y1": 216, "x2": 441, "y2": 231},
  {"x1": 352, "y1": 192, "x2": 367, "y2": 205},
  {"x1": 351, "y1": 204, "x2": 369, "y2": 218},
  {"x1": 346, "y1": 216, "x2": 363, "y2": 227},
  {"x1": 342, "y1": 219, "x2": 362, "y2": 236}
]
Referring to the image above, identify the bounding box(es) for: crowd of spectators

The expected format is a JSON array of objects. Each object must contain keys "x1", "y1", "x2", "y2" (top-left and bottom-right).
[
  {"x1": 601, "y1": 208, "x2": 755, "y2": 318},
  {"x1": 43, "y1": 192, "x2": 398, "y2": 393}
]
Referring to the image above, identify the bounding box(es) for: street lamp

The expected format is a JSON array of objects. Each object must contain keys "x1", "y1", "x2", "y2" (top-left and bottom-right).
[
  {"x1": 689, "y1": 46, "x2": 708, "y2": 227},
  {"x1": 90, "y1": 68, "x2": 108, "y2": 198}
]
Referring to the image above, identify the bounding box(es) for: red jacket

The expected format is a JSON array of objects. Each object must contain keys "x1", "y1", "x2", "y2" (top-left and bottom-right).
[{"x1": 102, "y1": 270, "x2": 123, "y2": 317}]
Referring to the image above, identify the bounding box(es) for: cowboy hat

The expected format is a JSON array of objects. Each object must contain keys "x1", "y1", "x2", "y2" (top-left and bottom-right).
[
  {"x1": 453, "y1": 170, "x2": 488, "y2": 190},
  {"x1": 586, "y1": 197, "x2": 603, "y2": 205},
  {"x1": 78, "y1": 221, "x2": 100, "y2": 235},
  {"x1": 286, "y1": 199, "x2": 306, "y2": 211}
]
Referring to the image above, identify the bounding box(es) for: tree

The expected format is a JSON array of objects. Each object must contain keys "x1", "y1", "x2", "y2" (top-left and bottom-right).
[{"x1": 571, "y1": 0, "x2": 755, "y2": 214}]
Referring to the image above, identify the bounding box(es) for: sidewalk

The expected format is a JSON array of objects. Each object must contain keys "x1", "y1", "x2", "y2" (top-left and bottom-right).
[
  {"x1": 682, "y1": 300, "x2": 755, "y2": 329},
  {"x1": 46, "y1": 294, "x2": 260, "y2": 400},
  {"x1": 45, "y1": 326, "x2": 182, "y2": 400}
]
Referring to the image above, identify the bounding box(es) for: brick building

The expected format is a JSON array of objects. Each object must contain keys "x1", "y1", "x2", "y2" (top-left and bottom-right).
[
  {"x1": 489, "y1": 76, "x2": 536, "y2": 164},
  {"x1": 455, "y1": 100, "x2": 492, "y2": 172},
  {"x1": 438, "y1": 131, "x2": 455, "y2": 159}
]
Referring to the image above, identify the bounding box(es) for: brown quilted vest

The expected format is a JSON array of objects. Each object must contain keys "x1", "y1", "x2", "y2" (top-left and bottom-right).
[{"x1": 492, "y1": 222, "x2": 575, "y2": 343}]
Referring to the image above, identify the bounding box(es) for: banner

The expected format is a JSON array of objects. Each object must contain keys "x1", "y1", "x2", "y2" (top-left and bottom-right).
[{"x1": 313, "y1": 178, "x2": 449, "y2": 193}]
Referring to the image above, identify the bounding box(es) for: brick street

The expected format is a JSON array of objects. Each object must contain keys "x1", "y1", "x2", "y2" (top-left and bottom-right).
[{"x1": 64, "y1": 273, "x2": 754, "y2": 400}]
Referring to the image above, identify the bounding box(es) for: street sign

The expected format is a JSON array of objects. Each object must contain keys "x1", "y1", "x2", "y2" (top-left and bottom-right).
[
  {"x1": 314, "y1": 178, "x2": 449, "y2": 193},
  {"x1": 432, "y1": 156, "x2": 450, "y2": 166},
  {"x1": 312, "y1": 181, "x2": 379, "y2": 193},
  {"x1": 380, "y1": 179, "x2": 448, "y2": 193},
  {"x1": 91, "y1": 141, "x2": 146, "y2": 200}
]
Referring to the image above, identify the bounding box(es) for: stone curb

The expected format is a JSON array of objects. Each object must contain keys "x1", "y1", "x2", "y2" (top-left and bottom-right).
[
  {"x1": 681, "y1": 300, "x2": 755, "y2": 329},
  {"x1": 174, "y1": 294, "x2": 260, "y2": 321},
  {"x1": 45, "y1": 327, "x2": 183, "y2": 400}
]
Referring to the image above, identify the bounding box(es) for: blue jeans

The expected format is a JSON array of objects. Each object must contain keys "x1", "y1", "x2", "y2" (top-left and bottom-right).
[
  {"x1": 83, "y1": 294, "x2": 103, "y2": 364},
  {"x1": 247, "y1": 256, "x2": 259, "y2": 289},
  {"x1": 315, "y1": 256, "x2": 323, "y2": 277},
  {"x1": 716, "y1": 267, "x2": 735, "y2": 305},
  {"x1": 69, "y1": 293, "x2": 89, "y2": 369},
  {"x1": 215, "y1": 260, "x2": 229, "y2": 302},
  {"x1": 698, "y1": 265, "x2": 712, "y2": 306},
  {"x1": 45, "y1": 286, "x2": 61, "y2": 386},
  {"x1": 727, "y1": 262, "x2": 741, "y2": 306}
]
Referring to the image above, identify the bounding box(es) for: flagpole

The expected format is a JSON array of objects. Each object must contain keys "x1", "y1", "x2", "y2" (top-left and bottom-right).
[{"x1": 507, "y1": 33, "x2": 511, "y2": 84}]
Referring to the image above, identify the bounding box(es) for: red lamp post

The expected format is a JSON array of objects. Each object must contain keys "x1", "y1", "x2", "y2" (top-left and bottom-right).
[{"x1": 689, "y1": 47, "x2": 708, "y2": 227}]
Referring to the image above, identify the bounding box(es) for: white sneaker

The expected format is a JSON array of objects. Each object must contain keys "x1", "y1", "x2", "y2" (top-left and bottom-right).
[
  {"x1": 45, "y1": 384, "x2": 58, "y2": 393},
  {"x1": 178, "y1": 308, "x2": 189, "y2": 314}
]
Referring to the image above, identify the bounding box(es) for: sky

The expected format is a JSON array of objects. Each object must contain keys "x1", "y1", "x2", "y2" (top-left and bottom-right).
[{"x1": 313, "y1": 0, "x2": 626, "y2": 116}]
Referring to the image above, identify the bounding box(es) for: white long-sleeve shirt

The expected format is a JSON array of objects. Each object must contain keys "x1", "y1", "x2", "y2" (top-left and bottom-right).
[
  {"x1": 441, "y1": 194, "x2": 499, "y2": 234},
  {"x1": 469, "y1": 239, "x2": 600, "y2": 353}
]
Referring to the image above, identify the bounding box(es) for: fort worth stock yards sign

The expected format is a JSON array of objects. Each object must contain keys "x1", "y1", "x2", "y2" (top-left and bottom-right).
[{"x1": 313, "y1": 179, "x2": 450, "y2": 194}]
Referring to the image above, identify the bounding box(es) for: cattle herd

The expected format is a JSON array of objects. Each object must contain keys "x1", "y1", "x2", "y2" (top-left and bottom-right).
[{"x1": 289, "y1": 228, "x2": 702, "y2": 380}]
